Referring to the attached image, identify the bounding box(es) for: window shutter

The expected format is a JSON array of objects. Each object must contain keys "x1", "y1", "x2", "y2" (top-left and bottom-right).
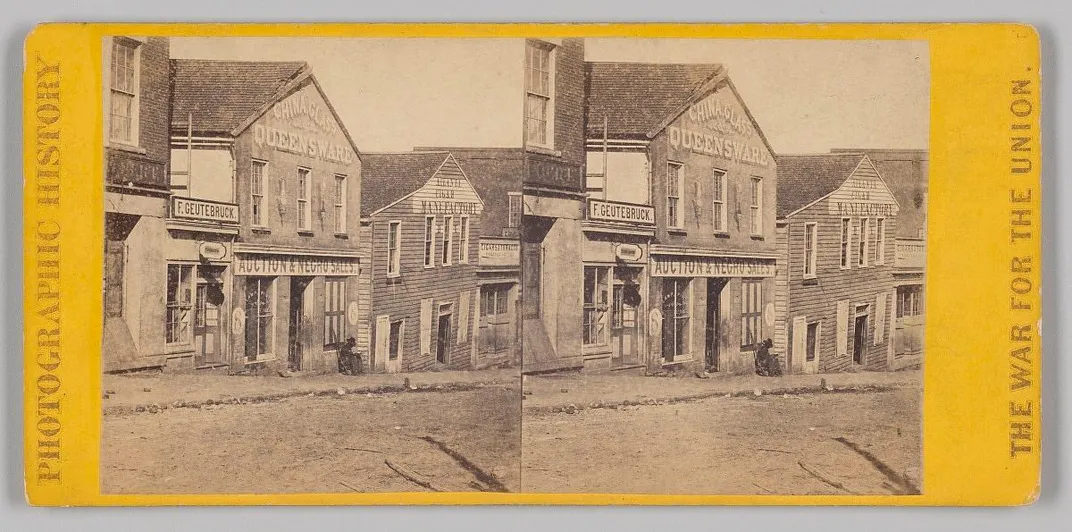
[
  {"x1": 420, "y1": 298, "x2": 433, "y2": 356},
  {"x1": 874, "y1": 293, "x2": 887, "y2": 345},
  {"x1": 791, "y1": 316, "x2": 807, "y2": 373},
  {"x1": 836, "y1": 300, "x2": 849, "y2": 357},
  {"x1": 457, "y1": 290, "x2": 470, "y2": 344},
  {"x1": 374, "y1": 315, "x2": 389, "y2": 366}
]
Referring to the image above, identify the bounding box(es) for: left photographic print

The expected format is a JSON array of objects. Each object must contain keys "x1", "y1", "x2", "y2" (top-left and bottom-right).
[{"x1": 99, "y1": 36, "x2": 523, "y2": 494}]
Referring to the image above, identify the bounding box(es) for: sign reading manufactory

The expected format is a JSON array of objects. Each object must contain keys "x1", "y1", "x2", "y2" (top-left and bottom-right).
[
  {"x1": 651, "y1": 255, "x2": 775, "y2": 278},
  {"x1": 171, "y1": 197, "x2": 239, "y2": 224},
  {"x1": 587, "y1": 199, "x2": 656, "y2": 225},
  {"x1": 234, "y1": 254, "x2": 359, "y2": 276}
]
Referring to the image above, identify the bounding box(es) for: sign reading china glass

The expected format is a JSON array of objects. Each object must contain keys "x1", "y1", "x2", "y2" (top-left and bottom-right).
[
  {"x1": 587, "y1": 199, "x2": 655, "y2": 226},
  {"x1": 234, "y1": 254, "x2": 359, "y2": 276},
  {"x1": 667, "y1": 87, "x2": 771, "y2": 168},
  {"x1": 253, "y1": 83, "x2": 357, "y2": 166},
  {"x1": 171, "y1": 197, "x2": 239, "y2": 224},
  {"x1": 651, "y1": 255, "x2": 775, "y2": 278}
]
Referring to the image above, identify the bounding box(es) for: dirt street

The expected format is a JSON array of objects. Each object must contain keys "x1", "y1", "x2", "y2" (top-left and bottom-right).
[
  {"x1": 102, "y1": 385, "x2": 521, "y2": 494},
  {"x1": 521, "y1": 387, "x2": 921, "y2": 495}
]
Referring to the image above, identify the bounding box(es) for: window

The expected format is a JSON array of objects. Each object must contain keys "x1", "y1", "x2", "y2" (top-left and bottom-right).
[
  {"x1": 582, "y1": 267, "x2": 610, "y2": 345},
  {"x1": 667, "y1": 162, "x2": 684, "y2": 228},
  {"x1": 712, "y1": 169, "x2": 727, "y2": 232},
  {"x1": 507, "y1": 193, "x2": 522, "y2": 228},
  {"x1": 750, "y1": 177, "x2": 763, "y2": 235},
  {"x1": 296, "y1": 168, "x2": 311, "y2": 230},
  {"x1": 324, "y1": 278, "x2": 345, "y2": 348},
  {"x1": 525, "y1": 41, "x2": 553, "y2": 147},
  {"x1": 840, "y1": 218, "x2": 852, "y2": 269},
  {"x1": 741, "y1": 278, "x2": 763, "y2": 347},
  {"x1": 387, "y1": 221, "x2": 402, "y2": 277},
  {"x1": 459, "y1": 216, "x2": 470, "y2": 264},
  {"x1": 442, "y1": 215, "x2": 454, "y2": 266},
  {"x1": 423, "y1": 216, "x2": 436, "y2": 268},
  {"x1": 244, "y1": 277, "x2": 274, "y2": 361},
  {"x1": 661, "y1": 278, "x2": 691, "y2": 362},
  {"x1": 875, "y1": 218, "x2": 886, "y2": 265},
  {"x1": 251, "y1": 160, "x2": 266, "y2": 226},
  {"x1": 109, "y1": 39, "x2": 138, "y2": 144},
  {"x1": 388, "y1": 320, "x2": 404, "y2": 361},
  {"x1": 334, "y1": 174, "x2": 347, "y2": 233},
  {"x1": 165, "y1": 264, "x2": 193, "y2": 344},
  {"x1": 858, "y1": 218, "x2": 870, "y2": 267},
  {"x1": 804, "y1": 222, "x2": 818, "y2": 278},
  {"x1": 897, "y1": 286, "x2": 924, "y2": 319},
  {"x1": 481, "y1": 285, "x2": 510, "y2": 318},
  {"x1": 806, "y1": 321, "x2": 820, "y2": 362}
]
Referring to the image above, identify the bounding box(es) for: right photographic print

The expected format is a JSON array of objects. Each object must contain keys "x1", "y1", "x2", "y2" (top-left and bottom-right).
[{"x1": 518, "y1": 38, "x2": 928, "y2": 495}]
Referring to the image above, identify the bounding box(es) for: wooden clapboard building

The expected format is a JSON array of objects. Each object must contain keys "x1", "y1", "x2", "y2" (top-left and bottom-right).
[
  {"x1": 774, "y1": 153, "x2": 900, "y2": 374},
  {"x1": 358, "y1": 152, "x2": 485, "y2": 372}
]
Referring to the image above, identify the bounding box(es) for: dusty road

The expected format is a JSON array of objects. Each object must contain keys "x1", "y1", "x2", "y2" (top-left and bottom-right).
[
  {"x1": 521, "y1": 387, "x2": 922, "y2": 495},
  {"x1": 102, "y1": 385, "x2": 521, "y2": 494}
]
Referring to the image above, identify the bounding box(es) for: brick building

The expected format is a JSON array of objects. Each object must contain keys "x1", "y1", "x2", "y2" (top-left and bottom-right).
[
  {"x1": 358, "y1": 152, "x2": 484, "y2": 372},
  {"x1": 102, "y1": 36, "x2": 175, "y2": 372},
  {"x1": 773, "y1": 153, "x2": 899, "y2": 373},
  {"x1": 168, "y1": 59, "x2": 363, "y2": 374}
]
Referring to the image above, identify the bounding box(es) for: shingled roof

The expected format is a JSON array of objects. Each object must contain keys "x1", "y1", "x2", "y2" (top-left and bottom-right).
[
  {"x1": 585, "y1": 62, "x2": 723, "y2": 139},
  {"x1": 776, "y1": 153, "x2": 868, "y2": 218},
  {"x1": 171, "y1": 59, "x2": 308, "y2": 134},
  {"x1": 360, "y1": 152, "x2": 454, "y2": 214}
]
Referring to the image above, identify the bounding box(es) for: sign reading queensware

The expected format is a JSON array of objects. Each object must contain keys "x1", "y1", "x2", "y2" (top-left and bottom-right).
[
  {"x1": 651, "y1": 255, "x2": 775, "y2": 278},
  {"x1": 587, "y1": 199, "x2": 656, "y2": 225},
  {"x1": 171, "y1": 197, "x2": 239, "y2": 224},
  {"x1": 235, "y1": 254, "x2": 359, "y2": 276}
]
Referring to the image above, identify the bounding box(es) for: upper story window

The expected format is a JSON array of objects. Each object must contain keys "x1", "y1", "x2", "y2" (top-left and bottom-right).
[
  {"x1": 858, "y1": 217, "x2": 870, "y2": 267},
  {"x1": 459, "y1": 216, "x2": 470, "y2": 264},
  {"x1": 525, "y1": 41, "x2": 554, "y2": 148},
  {"x1": 296, "y1": 167, "x2": 311, "y2": 231},
  {"x1": 667, "y1": 162, "x2": 684, "y2": 229},
  {"x1": 109, "y1": 38, "x2": 140, "y2": 146},
  {"x1": 387, "y1": 221, "x2": 402, "y2": 277},
  {"x1": 334, "y1": 174, "x2": 347, "y2": 233},
  {"x1": 750, "y1": 177, "x2": 763, "y2": 235},
  {"x1": 507, "y1": 193, "x2": 522, "y2": 229},
  {"x1": 804, "y1": 222, "x2": 818, "y2": 279},
  {"x1": 442, "y1": 215, "x2": 454, "y2": 266},
  {"x1": 875, "y1": 218, "x2": 887, "y2": 265},
  {"x1": 712, "y1": 169, "x2": 727, "y2": 233},
  {"x1": 251, "y1": 160, "x2": 266, "y2": 226},
  {"x1": 840, "y1": 218, "x2": 852, "y2": 269},
  {"x1": 423, "y1": 216, "x2": 436, "y2": 268}
]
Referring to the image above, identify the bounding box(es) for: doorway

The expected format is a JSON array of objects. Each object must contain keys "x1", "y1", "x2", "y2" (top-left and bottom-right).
[
  {"x1": 193, "y1": 268, "x2": 226, "y2": 367},
  {"x1": 288, "y1": 277, "x2": 311, "y2": 371},
  {"x1": 436, "y1": 305, "x2": 453, "y2": 364},
  {"x1": 853, "y1": 310, "x2": 869, "y2": 365},
  {"x1": 704, "y1": 278, "x2": 727, "y2": 371},
  {"x1": 610, "y1": 267, "x2": 641, "y2": 366},
  {"x1": 522, "y1": 244, "x2": 541, "y2": 319}
]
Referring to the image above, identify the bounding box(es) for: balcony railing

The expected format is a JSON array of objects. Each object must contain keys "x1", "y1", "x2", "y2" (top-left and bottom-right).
[{"x1": 895, "y1": 238, "x2": 926, "y2": 269}]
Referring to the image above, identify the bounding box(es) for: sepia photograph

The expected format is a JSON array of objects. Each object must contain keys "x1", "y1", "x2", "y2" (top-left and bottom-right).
[{"x1": 98, "y1": 35, "x2": 927, "y2": 496}]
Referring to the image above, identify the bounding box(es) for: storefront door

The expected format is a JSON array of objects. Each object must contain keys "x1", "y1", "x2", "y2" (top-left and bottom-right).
[
  {"x1": 704, "y1": 278, "x2": 726, "y2": 371},
  {"x1": 610, "y1": 268, "x2": 641, "y2": 366},
  {"x1": 288, "y1": 277, "x2": 311, "y2": 371},
  {"x1": 522, "y1": 245, "x2": 541, "y2": 319},
  {"x1": 853, "y1": 308, "x2": 869, "y2": 365},
  {"x1": 193, "y1": 278, "x2": 225, "y2": 367},
  {"x1": 436, "y1": 305, "x2": 453, "y2": 364}
]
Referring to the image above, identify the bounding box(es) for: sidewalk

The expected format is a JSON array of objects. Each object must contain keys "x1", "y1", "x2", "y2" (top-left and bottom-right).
[
  {"x1": 522, "y1": 369, "x2": 921, "y2": 413},
  {"x1": 102, "y1": 368, "x2": 520, "y2": 414}
]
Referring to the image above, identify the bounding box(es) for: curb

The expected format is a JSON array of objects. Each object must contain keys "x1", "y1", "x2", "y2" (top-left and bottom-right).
[
  {"x1": 522, "y1": 381, "x2": 916, "y2": 415},
  {"x1": 102, "y1": 379, "x2": 519, "y2": 416}
]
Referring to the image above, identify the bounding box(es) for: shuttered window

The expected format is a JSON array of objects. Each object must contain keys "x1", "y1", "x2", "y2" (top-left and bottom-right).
[
  {"x1": 741, "y1": 278, "x2": 763, "y2": 347},
  {"x1": 324, "y1": 278, "x2": 345, "y2": 347}
]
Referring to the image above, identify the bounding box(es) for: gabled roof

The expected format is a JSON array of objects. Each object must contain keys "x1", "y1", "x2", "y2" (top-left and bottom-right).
[
  {"x1": 585, "y1": 62, "x2": 723, "y2": 139},
  {"x1": 171, "y1": 59, "x2": 308, "y2": 134},
  {"x1": 775, "y1": 153, "x2": 869, "y2": 218},
  {"x1": 418, "y1": 148, "x2": 524, "y2": 238},
  {"x1": 360, "y1": 152, "x2": 456, "y2": 214}
]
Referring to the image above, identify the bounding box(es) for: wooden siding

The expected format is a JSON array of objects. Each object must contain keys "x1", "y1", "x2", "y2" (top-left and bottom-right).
[
  {"x1": 773, "y1": 222, "x2": 790, "y2": 358},
  {"x1": 782, "y1": 160, "x2": 899, "y2": 372}
]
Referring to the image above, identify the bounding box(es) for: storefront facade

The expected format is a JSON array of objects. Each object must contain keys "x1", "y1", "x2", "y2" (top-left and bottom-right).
[
  {"x1": 774, "y1": 154, "x2": 900, "y2": 373},
  {"x1": 171, "y1": 60, "x2": 363, "y2": 374},
  {"x1": 358, "y1": 152, "x2": 484, "y2": 373}
]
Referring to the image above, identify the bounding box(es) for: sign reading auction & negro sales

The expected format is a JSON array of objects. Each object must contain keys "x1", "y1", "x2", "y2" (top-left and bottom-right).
[
  {"x1": 234, "y1": 254, "x2": 360, "y2": 276},
  {"x1": 651, "y1": 254, "x2": 776, "y2": 278}
]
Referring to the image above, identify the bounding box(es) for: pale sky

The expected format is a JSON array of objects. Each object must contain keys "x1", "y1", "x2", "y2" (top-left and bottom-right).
[{"x1": 171, "y1": 37, "x2": 929, "y2": 154}]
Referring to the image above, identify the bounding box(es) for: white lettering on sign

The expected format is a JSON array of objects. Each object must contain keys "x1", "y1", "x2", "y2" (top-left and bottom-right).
[
  {"x1": 172, "y1": 197, "x2": 239, "y2": 224},
  {"x1": 410, "y1": 173, "x2": 483, "y2": 216},
  {"x1": 272, "y1": 91, "x2": 343, "y2": 138},
  {"x1": 687, "y1": 93, "x2": 755, "y2": 139},
  {"x1": 668, "y1": 126, "x2": 770, "y2": 167},
  {"x1": 615, "y1": 244, "x2": 644, "y2": 262},
  {"x1": 252, "y1": 124, "x2": 356, "y2": 165},
  {"x1": 198, "y1": 242, "x2": 227, "y2": 261},
  {"x1": 831, "y1": 202, "x2": 896, "y2": 217},
  {"x1": 650, "y1": 255, "x2": 776, "y2": 278},
  {"x1": 234, "y1": 254, "x2": 359, "y2": 276},
  {"x1": 587, "y1": 199, "x2": 655, "y2": 225},
  {"x1": 478, "y1": 239, "x2": 520, "y2": 267},
  {"x1": 668, "y1": 87, "x2": 770, "y2": 168}
]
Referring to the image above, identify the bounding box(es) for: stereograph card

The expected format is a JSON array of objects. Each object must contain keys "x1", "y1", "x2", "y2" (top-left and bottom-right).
[{"x1": 22, "y1": 23, "x2": 1041, "y2": 506}]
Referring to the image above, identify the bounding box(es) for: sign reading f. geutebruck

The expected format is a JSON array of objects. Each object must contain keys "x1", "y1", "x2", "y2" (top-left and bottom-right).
[
  {"x1": 587, "y1": 199, "x2": 656, "y2": 225},
  {"x1": 171, "y1": 197, "x2": 239, "y2": 224}
]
